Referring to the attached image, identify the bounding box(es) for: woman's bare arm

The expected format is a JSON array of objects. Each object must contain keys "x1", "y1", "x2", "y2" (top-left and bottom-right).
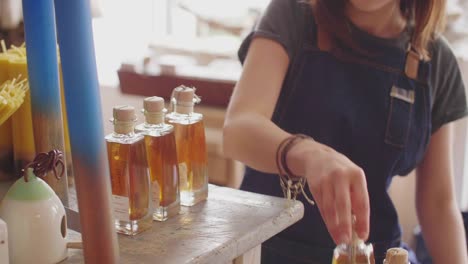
[
  {"x1": 416, "y1": 124, "x2": 468, "y2": 264},
  {"x1": 223, "y1": 37, "x2": 370, "y2": 244}
]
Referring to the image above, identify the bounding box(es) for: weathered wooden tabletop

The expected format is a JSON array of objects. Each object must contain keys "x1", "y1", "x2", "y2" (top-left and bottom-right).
[{"x1": 64, "y1": 185, "x2": 304, "y2": 264}]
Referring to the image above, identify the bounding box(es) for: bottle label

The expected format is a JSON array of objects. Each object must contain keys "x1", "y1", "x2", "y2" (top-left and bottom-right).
[
  {"x1": 112, "y1": 195, "x2": 130, "y2": 221},
  {"x1": 152, "y1": 180, "x2": 160, "y2": 207},
  {"x1": 178, "y1": 162, "x2": 189, "y2": 190}
]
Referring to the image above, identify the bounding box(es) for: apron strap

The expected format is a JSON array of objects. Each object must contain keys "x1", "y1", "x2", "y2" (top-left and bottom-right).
[
  {"x1": 317, "y1": 24, "x2": 423, "y2": 81},
  {"x1": 313, "y1": 1, "x2": 423, "y2": 80},
  {"x1": 316, "y1": 27, "x2": 333, "y2": 52},
  {"x1": 405, "y1": 46, "x2": 422, "y2": 80},
  {"x1": 311, "y1": 1, "x2": 333, "y2": 52}
]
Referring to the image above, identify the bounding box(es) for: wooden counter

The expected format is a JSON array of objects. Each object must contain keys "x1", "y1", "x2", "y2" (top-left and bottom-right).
[{"x1": 64, "y1": 185, "x2": 304, "y2": 264}]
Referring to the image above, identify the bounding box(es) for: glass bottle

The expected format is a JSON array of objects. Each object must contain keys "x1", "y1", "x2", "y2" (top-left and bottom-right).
[
  {"x1": 135, "y1": 96, "x2": 180, "y2": 221},
  {"x1": 332, "y1": 228, "x2": 375, "y2": 264},
  {"x1": 383, "y1": 248, "x2": 409, "y2": 264},
  {"x1": 105, "y1": 105, "x2": 152, "y2": 235},
  {"x1": 166, "y1": 86, "x2": 208, "y2": 206}
]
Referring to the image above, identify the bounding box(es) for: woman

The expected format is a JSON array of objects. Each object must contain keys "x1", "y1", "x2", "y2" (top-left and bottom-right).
[{"x1": 223, "y1": 0, "x2": 468, "y2": 263}]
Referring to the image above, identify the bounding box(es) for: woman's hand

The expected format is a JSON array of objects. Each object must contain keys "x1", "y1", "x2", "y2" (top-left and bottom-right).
[{"x1": 287, "y1": 139, "x2": 370, "y2": 245}]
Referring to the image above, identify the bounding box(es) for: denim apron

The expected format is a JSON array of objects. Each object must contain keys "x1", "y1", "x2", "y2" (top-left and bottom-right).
[{"x1": 240, "y1": 8, "x2": 432, "y2": 264}]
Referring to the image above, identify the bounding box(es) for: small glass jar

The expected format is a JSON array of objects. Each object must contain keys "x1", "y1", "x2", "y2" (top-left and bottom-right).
[{"x1": 332, "y1": 239, "x2": 375, "y2": 264}]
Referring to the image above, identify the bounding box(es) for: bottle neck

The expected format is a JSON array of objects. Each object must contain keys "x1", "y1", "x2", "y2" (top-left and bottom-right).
[
  {"x1": 145, "y1": 111, "x2": 165, "y2": 125},
  {"x1": 174, "y1": 103, "x2": 194, "y2": 115},
  {"x1": 113, "y1": 120, "x2": 135, "y2": 134}
]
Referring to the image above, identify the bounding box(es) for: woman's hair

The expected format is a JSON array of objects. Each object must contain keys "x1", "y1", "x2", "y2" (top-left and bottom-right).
[{"x1": 312, "y1": 0, "x2": 446, "y2": 60}]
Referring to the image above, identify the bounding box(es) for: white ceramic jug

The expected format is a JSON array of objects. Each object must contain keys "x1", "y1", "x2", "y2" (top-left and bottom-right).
[
  {"x1": 0, "y1": 168, "x2": 67, "y2": 264},
  {"x1": 0, "y1": 217, "x2": 8, "y2": 263}
]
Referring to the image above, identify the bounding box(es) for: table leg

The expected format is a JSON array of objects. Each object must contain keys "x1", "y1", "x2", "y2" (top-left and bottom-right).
[{"x1": 233, "y1": 245, "x2": 261, "y2": 264}]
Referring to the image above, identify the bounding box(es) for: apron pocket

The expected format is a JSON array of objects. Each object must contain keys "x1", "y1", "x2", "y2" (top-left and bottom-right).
[{"x1": 385, "y1": 86, "x2": 414, "y2": 148}]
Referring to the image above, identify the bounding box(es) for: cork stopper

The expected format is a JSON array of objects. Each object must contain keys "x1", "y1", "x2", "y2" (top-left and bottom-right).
[
  {"x1": 144, "y1": 96, "x2": 165, "y2": 113},
  {"x1": 172, "y1": 86, "x2": 199, "y2": 114},
  {"x1": 113, "y1": 105, "x2": 136, "y2": 122},
  {"x1": 385, "y1": 248, "x2": 408, "y2": 264},
  {"x1": 112, "y1": 105, "x2": 136, "y2": 134},
  {"x1": 173, "y1": 86, "x2": 194, "y2": 103},
  {"x1": 143, "y1": 97, "x2": 165, "y2": 124}
]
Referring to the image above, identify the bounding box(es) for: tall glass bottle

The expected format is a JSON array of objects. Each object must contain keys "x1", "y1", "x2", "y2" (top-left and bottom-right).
[
  {"x1": 105, "y1": 105, "x2": 152, "y2": 235},
  {"x1": 166, "y1": 86, "x2": 208, "y2": 206},
  {"x1": 135, "y1": 96, "x2": 180, "y2": 221}
]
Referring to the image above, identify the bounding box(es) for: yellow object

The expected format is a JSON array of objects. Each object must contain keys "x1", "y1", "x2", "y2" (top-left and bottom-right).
[
  {"x1": 7, "y1": 57, "x2": 28, "y2": 78},
  {"x1": 0, "y1": 42, "x2": 73, "y2": 179},
  {"x1": 0, "y1": 78, "x2": 28, "y2": 124},
  {"x1": 0, "y1": 41, "x2": 14, "y2": 180},
  {"x1": 0, "y1": 54, "x2": 10, "y2": 83},
  {"x1": 0, "y1": 119, "x2": 14, "y2": 180},
  {"x1": 0, "y1": 78, "x2": 28, "y2": 180},
  {"x1": 7, "y1": 56, "x2": 35, "y2": 174},
  {"x1": 59, "y1": 65, "x2": 74, "y2": 180}
]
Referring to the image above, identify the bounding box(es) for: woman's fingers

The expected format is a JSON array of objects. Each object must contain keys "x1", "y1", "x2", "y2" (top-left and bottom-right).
[
  {"x1": 316, "y1": 181, "x2": 340, "y2": 243},
  {"x1": 309, "y1": 165, "x2": 369, "y2": 245},
  {"x1": 304, "y1": 146, "x2": 370, "y2": 245},
  {"x1": 350, "y1": 168, "x2": 370, "y2": 240},
  {"x1": 312, "y1": 168, "x2": 352, "y2": 245},
  {"x1": 333, "y1": 172, "x2": 352, "y2": 244}
]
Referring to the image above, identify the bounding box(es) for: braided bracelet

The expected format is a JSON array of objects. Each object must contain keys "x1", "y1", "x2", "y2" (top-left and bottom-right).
[{"x1": 275, "y1": 134, "x2": 315, "y2": 205}]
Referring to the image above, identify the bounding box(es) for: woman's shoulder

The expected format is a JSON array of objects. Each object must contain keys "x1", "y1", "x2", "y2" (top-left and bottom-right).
[
  {"x1": 428, "y1": 35, "x2": 467, "y2": 132},
  {"x1": 238, "y1": 0, "x2": 314, "y2": 63},
  {"x1": 428, "y1": 35, "x2": 456, "y2": 67},
  {"x1": 427, "y1": 35, "x2": 461, "y2": 91},
  {"x1": 263, "y1": 0, "x2": 310, "y2": 14},
  {"x1": 255, "y1": 0, "x2": 310, "y2": 32}
]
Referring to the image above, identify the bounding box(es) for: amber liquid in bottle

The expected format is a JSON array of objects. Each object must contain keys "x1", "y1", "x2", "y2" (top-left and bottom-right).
[
  {"x1": 332, "y1": 252, "x2": 375, "y2": 264},
  {"x1": 106, "y1": 132, "x2": 152, "y2": 235},
  {"x1": 167, "y1": 112, "x2": 208, "y2": 206},
  {"x1": 332, "y1": 237, "x2": 375, "y2": 264},
  {"x1": 136, "y1": 121, "x2": 180, "y2": 221}
]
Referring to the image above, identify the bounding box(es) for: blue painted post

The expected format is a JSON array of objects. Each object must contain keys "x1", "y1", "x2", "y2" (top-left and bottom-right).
[
  {"x1": 54, "y1": 0, "x2": 119, "y2": 262},
  {"x1": 22, "y1": 0, "x2": 69, "y2": 205}
]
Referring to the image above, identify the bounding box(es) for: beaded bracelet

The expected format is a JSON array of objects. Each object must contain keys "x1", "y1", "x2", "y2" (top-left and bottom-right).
[{"x1": 275, "y1": 134, "x2": 315, "y2": 205}]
